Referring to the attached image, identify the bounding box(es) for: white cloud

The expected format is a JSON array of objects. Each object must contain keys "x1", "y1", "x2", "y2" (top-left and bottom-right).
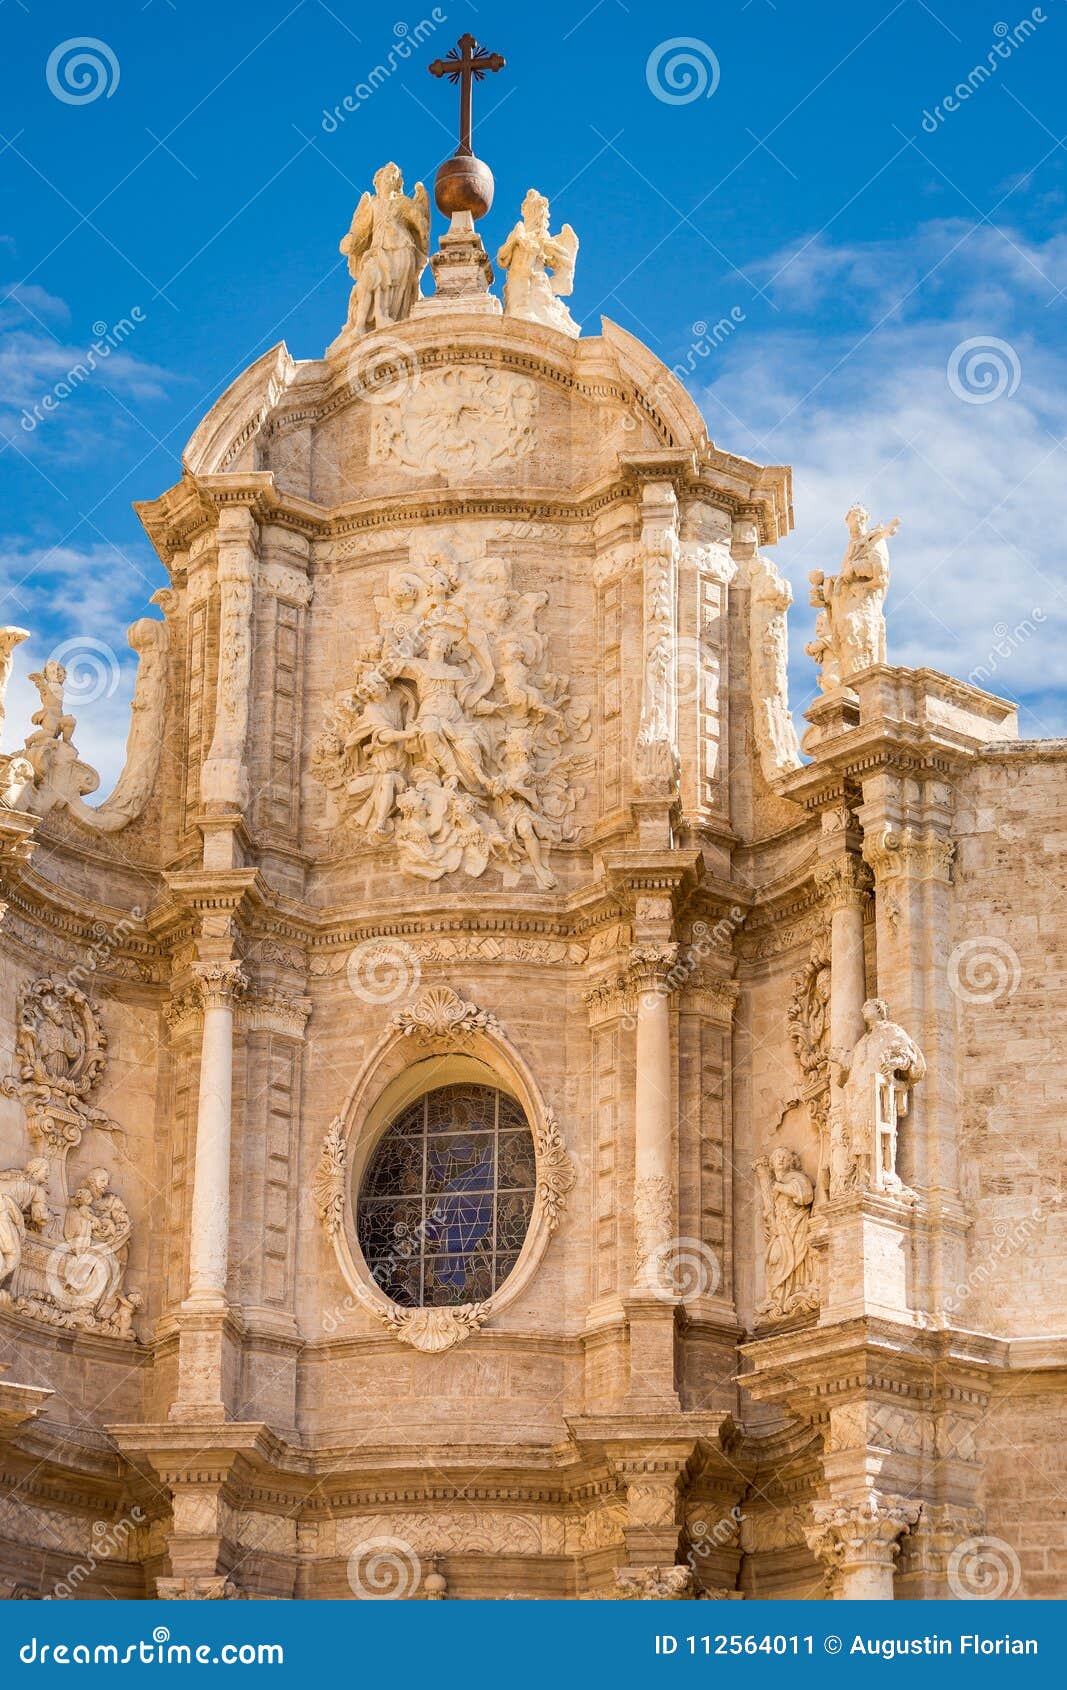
[
  {"x1": 0, "y1": 282, "x2": 179, "y2": 451},
  {"x1": 698, "y1": 218, "x2": 1067, "y2": 738},
  {"x1": 0, "y1": 540, "x2": 165, "y2": 789}
]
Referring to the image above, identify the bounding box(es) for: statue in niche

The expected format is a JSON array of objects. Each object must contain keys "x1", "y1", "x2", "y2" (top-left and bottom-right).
[
  {"x1": 0, "y1": 1160, "x2": 51, "y2": 1300},
  {"x1": 754, "y1": 1147, "x2": 819, "y2": 1319},
  {"x1": 808, "y1": 504, "x2": 899, "y2": 692},
  {"x1": 312, "y1": 547, "x2": 591, "y2": 886},
  {"x1": 498, "y1": 189, "x2": 579, "y2": 338},
  {"x1": 341, "y1": 162, "x2": 430, "y2": 335},
  {"x1": 829, "y1": 998, "x2": 925, "y2": 1200}
]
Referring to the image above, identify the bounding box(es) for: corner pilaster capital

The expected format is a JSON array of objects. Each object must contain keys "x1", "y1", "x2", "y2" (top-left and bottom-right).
[
  {"x1": 861, "y1": 824, "x2": 955, "y2": 885},
  {"x1": 805, "y1": 1491, "x2": 919, "y2": 1577}
]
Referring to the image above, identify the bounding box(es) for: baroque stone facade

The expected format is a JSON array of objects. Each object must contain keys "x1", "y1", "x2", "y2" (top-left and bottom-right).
[{"x1": 0, "y1": 153, "x2": 1061, "y2": 1605}]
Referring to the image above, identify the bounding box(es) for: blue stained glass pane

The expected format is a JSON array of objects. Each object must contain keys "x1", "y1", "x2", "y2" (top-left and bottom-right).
[{"x1": 356, "y1": 1083, "x2": 536, "y2": 1307}]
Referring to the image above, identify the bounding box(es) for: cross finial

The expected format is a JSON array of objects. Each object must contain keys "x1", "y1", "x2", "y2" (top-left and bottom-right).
[{"x1": 429, "y1": 33, "x2": 505, "y2": 158}]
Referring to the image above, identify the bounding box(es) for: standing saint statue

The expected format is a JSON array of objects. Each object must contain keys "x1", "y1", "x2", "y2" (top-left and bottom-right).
[
  {"x1": 830, "y1": 998, "x2": 925, "y2": 1200},
  {"x1": 754, "y1": 1148, "x2": 819, "y2": 1319},
  {"x1": 808, "y1": 504, "x2": 900, "y2": 692},
  {"x1": 497, "y1": 189, "x2": 579, "y2": 337},
  {"x1": 341, "y1": 162, "x2": 431, "y2": 335}
]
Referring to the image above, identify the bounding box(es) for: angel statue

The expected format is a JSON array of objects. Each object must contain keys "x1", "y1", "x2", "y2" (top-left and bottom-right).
[
  {"x1": 340, "y1": 162, "x2": 431, "y2": 335},
  {"x1": 497, "y1": 189, "x2": 579, "y2": 338},
  {"x1": 808, "y1": 504, "x2": 900, "y2": 692}
]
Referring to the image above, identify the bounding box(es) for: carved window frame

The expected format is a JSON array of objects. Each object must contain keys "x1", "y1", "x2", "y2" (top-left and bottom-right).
[{"x1": 317, "y1": 993, "x2": 575, "y2": 1352}]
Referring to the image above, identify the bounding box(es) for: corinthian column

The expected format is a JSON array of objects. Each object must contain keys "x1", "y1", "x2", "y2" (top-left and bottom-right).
[
  {"x1": 185, "y1": 960, "x2": 247, "y2": 1310},
  {"x1": 806, "y1": 1493, "x2": 919, "y2": 1600},
  {"x1": 631, "y1": 944, "x2": 679, "y2": 1287}
]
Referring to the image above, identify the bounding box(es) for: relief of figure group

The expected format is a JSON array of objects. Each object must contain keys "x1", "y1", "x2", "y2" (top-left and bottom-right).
[
  {"x1": 312, "y1": 552, "x2": 591, "y2": 886},
  {"x1": 0, "y1": 979, "x2": 140, "y2": 1340}
]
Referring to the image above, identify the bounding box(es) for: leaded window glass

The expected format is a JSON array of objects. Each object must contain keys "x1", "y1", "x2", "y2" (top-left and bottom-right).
[{"x1": 356, "y1": 1083, "x2": 537, "y2": 1307}]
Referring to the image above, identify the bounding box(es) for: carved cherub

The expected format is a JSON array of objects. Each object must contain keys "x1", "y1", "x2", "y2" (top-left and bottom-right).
[
  {"x1": 27, "y1": 661, "x2": 75, "y2": 745},
  {"x1": 498, "y1": 189, "x2": 579, "y2": 337},
  {"x1": 341, "y1": 162, "x2": 430, "y2": 335}
]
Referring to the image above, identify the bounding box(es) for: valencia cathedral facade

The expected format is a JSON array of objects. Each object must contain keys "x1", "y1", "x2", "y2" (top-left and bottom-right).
[{"x1": 0, "y1": 67, "x2": 1062, "y2": 1601}]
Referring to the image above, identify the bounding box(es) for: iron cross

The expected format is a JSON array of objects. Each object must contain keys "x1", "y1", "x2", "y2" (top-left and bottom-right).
[{"x1": 429, "y1": 33, "x2": 505, "y2": 156}]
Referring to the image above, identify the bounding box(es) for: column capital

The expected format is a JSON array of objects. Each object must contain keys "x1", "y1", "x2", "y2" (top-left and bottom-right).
[
  {"x1": 192, "y1": 960, "x2": 248, "y2": 1011},
  {"x1": 814, "y1": 854, "x2": 873, "y2": 912},
  {"x1": 805, "y1": 1491, "x2": 919, "y2": 1592}
]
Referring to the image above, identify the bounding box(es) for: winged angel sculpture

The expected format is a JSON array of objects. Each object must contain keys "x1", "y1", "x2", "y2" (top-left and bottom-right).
[
  {"x1": 312, "y1": 553, "x2": 592, "y2": 887},
  {"x1": 340, "y1": 162, "x2": 431, "y2": 335}
]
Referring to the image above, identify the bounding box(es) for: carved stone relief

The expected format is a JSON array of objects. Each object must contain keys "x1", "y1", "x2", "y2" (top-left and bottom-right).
[
  {"x1": 0, "y1": 978, "x2": 139, "y2": 1338},
  {"x1": 369, "y1": 367, "x2": 538, "y2": 477},
  {"x1": 311, "y1": 547, "x2": 591, "y2": 885},
  {"x1": 753, "y1": 1147, "x2": 819, "y2": 1321}
]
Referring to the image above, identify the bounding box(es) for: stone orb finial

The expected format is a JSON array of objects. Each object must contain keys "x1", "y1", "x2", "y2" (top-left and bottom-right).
[{"x1": 434, "y1": 151, "x2": 495, "y2": 219}]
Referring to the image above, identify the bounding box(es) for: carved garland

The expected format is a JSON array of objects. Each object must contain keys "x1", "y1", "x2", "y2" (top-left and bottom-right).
[{"x1": 315, "y1": 986, "x2": 576, "y2": 1353}]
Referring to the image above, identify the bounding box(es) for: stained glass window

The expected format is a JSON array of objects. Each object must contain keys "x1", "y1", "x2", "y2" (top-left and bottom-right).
[{"x1": 357, "y1": 1083, "x2": 537, "y2": 1307}]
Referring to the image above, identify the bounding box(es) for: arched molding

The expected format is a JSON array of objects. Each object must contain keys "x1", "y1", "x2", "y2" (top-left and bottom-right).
[{"x1": 315, "y1": 987, "x2": 575, "y2": 1352}]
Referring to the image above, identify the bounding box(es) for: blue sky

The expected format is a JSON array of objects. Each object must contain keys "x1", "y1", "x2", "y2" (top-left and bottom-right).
[{"x1": 2, "y1": 0, "x2": 1065, "y2": 783}]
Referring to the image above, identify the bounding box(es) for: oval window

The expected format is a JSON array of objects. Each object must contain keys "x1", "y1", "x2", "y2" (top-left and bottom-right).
[{"x1": 356, "y1": 1082, "x2": 537, "y2": 1308}]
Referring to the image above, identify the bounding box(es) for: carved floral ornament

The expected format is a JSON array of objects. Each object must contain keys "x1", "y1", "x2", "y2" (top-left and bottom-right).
[{"x1": 314, "y1": 986, "x2": 575, "y2": 1352}]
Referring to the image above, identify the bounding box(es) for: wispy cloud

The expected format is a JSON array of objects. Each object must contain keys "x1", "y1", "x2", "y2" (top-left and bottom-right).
[{"x1": 699, "y1": 217, "x2": 1067, "y2": 739}]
